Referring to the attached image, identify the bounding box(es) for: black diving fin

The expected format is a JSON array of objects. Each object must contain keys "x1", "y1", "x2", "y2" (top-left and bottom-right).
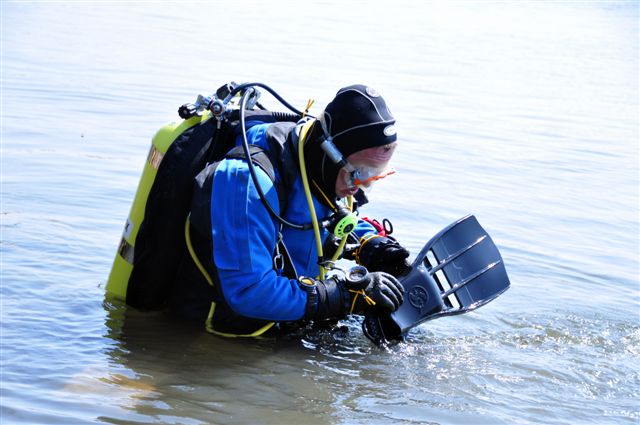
[{"x1": 362, "y1": 215, "x2": 511, "y2": 345}]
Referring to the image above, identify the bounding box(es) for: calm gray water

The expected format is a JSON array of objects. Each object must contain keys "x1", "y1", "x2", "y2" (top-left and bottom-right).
[{"x1": 1, "y1": 2, "x2": 638, "y2": 424}]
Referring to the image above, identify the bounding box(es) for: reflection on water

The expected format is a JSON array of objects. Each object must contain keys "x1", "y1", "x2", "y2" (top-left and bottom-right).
[
  {"x1": 94, "y1": 299, "x2": 640, "y2": 425},
  {"x1": 101, "y1": 304, "x2": 359, "y2": 425},
  {"x1": 1, "y1": 1, "x2": 638, "y2": 424}
]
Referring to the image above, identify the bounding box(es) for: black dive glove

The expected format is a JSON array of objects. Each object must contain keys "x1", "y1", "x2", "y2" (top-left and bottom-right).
[
  {"x1": 300, "y1": 271, "x2": 405, "y2": 321},
  {"x1": 356, "y1": 236, "x2": 411, "y2": 277}
]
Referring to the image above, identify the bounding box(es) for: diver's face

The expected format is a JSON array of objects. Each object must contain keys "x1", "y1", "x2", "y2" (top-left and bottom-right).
[{"x1": 335, "y1": 143, "x2": 397, "y2": 198}]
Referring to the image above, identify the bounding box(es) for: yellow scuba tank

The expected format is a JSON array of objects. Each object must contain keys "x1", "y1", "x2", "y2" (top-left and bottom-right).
[
  {"x1": 105, "y1": 112, "x2": 212, "y2": 301},
  {"x1": 105, "y1": 82, "x2": 307, "y2": 310}
]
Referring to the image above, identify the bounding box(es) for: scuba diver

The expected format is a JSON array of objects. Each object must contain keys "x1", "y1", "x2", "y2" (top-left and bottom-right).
[
  {"x1": 172, "y1": 84, "x2": 412, "y2": 337},
  {"x1": 106, "y1": 82, "x2": 511, "y2": 343}
]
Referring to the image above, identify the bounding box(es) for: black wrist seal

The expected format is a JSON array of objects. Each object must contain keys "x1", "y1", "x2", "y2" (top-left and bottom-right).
[{"x1": 299, "y1": 276, "x2": 350, "y2": 320}]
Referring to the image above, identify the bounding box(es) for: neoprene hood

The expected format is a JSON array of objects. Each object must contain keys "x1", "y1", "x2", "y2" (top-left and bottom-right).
[{"x1": 304, "y1": 84, "x2": 397, "y2": 203}]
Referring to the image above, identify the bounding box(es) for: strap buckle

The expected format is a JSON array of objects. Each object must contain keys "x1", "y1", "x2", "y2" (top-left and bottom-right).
[{"x1": 273, "y1": 230, "x2": 284, "y2": 275}]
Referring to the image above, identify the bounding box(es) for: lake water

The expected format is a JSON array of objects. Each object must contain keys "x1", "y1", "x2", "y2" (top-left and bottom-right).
[{"x1": 1, "y1": 1, "x2": 638, "y2": 424}]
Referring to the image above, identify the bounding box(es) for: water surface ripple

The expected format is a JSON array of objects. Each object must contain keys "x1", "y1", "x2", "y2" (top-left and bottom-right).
[{"x1": 1, "y1": 2, "x2": 638, "y2": 424}]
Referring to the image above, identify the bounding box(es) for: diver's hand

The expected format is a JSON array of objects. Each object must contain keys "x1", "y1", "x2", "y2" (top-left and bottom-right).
[
  {"x1": 299, "y1": 271, "x2": 404, "y2": 320},
  {"x1": 345, "y1": 271, "x2": 405, "y2": 314},
  {"x1": 357, "y1": 236, "x2": 411, "y2": 277}
]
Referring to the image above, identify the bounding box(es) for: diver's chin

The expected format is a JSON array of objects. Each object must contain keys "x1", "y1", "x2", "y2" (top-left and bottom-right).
[{"x1": 337, "y1": 187, "x2": 359, "y2": 199}]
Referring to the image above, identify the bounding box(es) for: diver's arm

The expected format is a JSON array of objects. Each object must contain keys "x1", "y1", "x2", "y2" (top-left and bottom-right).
[
  {"x1": 211, "y1": 160, "x2": 404, "y2": 322},
  {"x1": 212, "y1": 159, "x2": 308, "y2": 321}
]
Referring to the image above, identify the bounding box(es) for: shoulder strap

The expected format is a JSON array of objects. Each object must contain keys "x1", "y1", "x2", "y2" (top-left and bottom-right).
[
  {"x1": 225, "y1": 145, "x2": 276, "y2": 182},
  {"x1": 224, "y1": 145, "x2": 287, "y2": 216}
]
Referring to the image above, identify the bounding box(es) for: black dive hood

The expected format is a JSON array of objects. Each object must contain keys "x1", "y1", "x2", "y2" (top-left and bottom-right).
[{"x1": 303, "y1": 84, "x2": 397, "y2": 205}]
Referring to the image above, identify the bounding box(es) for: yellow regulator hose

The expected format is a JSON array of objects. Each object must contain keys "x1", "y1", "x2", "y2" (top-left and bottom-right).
[
  {"x1": 297, "y1": 121, "x2": 326, "y2": 278},
  {"x1": 297, "y1": 120, "x2": 354, "y2": 279}
]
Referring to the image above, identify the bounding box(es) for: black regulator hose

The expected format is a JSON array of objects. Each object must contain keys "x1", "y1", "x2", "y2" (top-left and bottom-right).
[
  {"x1": 239, "y1": 89, "x2": 312, "y2": 231},
  {"x1": 230, "y1": 82, "x2": 312, "y2": 118}
]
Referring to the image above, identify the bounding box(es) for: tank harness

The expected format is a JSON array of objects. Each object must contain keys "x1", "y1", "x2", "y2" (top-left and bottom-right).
[
  {"x1": 185, "y1": 143, "x2": 296, "y2": 337},
  {"x1": 106, "y1": 104, "x2": 300, "y2": 302},
  {"x1": 182, "y1": 120, "x2": 355, "y2": 337},
  {"x1": 105, "y1": 82, "x2": 358, "y2": 337}
]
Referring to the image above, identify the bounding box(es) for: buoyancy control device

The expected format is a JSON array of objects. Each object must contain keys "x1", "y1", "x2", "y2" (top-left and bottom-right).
[{"x1": 105, "y1": 82, "x2": 304, "y2": 309}]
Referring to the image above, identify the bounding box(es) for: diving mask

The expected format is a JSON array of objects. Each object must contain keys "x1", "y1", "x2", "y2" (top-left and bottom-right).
[
  {"x1": 317, "y1": 113, "x2": 396, "y2": 192},
  {"x1": 344, "y1": 161, "x2": 396, "y2": 192}
]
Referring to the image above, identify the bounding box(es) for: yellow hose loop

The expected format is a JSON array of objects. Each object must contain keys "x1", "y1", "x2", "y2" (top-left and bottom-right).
[
  {"x1": 184, "y1": 216, "x2": 214, "y2": 287},
  {"x1": 205, "y1": 302, "x2": 275, "y2": 337}
]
